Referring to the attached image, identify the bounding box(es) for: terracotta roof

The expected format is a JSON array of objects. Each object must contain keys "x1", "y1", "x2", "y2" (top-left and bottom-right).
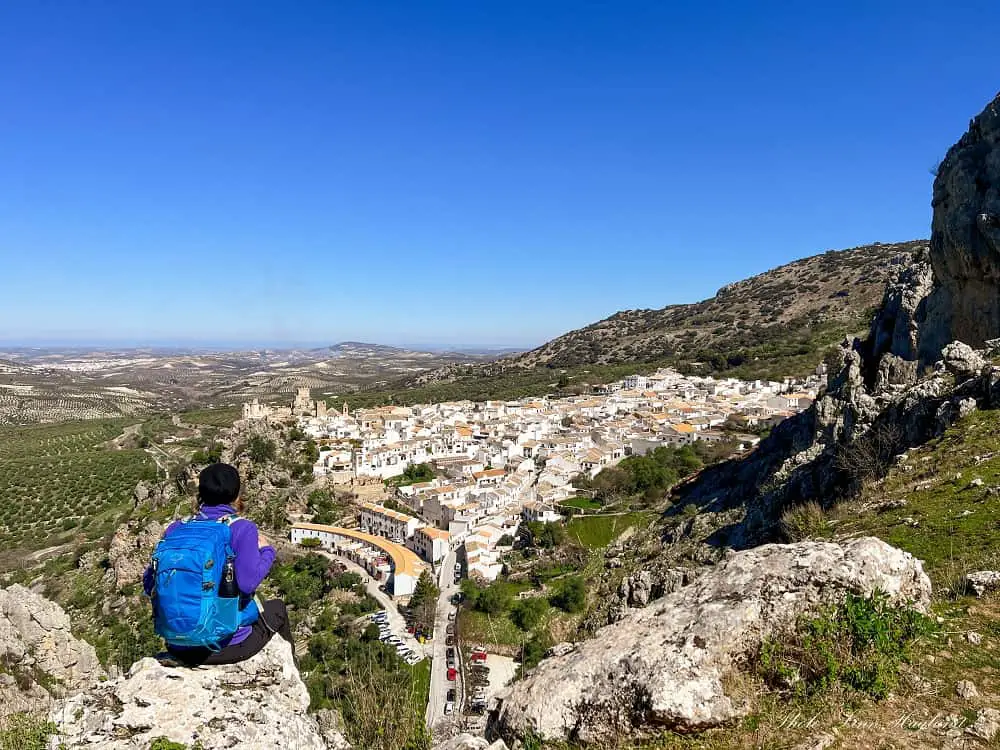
[
  {"x1": 473, "y1": 468, "x2": 505, "y2": 479},
  {"x1": 419, "y1": 527, "x2": 451, "y2": 540}
]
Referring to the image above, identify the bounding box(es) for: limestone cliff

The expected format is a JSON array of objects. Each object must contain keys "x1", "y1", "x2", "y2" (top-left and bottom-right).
[{"x1": 920, "y1": 91, "x2": 1000, "y2": 362}]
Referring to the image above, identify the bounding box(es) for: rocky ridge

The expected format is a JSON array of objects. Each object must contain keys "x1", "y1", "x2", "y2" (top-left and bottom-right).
[
  {"x1": 511, "y1": 240, "x2": 923, "y2": 370},
  {"x1": 49, "y1": 637, "x2": 347, "y2": 750},
  {"x1": 0, "y1": 584, "x2": 104, "y2": 719},
  {"x1": 494, "y1": 537, "x2": 930, "y2": 745}
]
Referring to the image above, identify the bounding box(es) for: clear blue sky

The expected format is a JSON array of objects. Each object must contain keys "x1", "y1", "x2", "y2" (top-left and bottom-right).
[{"x1": 1, "y1": 1, "x2": 997, "y2": 349}]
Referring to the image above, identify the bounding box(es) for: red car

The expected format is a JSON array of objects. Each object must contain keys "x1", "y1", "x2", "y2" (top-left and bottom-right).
[
  {"x1": 446, "y1": 668, "x2": 457, "y2": 681},
  {"x1": 470, "y1": 651, "x2": 487, "y2": 663}
]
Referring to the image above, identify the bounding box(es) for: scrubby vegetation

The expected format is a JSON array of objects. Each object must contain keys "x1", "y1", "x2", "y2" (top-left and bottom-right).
[
  {"x1": 757, "y1": 591, "x2": 935, "y2": 700},
  {"x1": 574, "y1": 443, "x2": 728, "y2": 507},
  {"x1": 0, "y1": 714, "x2": 54, "y2": 750}
]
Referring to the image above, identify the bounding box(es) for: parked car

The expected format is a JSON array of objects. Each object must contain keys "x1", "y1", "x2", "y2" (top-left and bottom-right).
[
  {"x1": 446, "y1": 668, "x2": 457, "y2": 681},
  {"x1": 446, "y1": 624, "x2": 454, "y2": 635},
  {"x1": 446, "y1": 636, "x2": 455, "y2": 646},
  {"x1": 446, "y1": 647, "x2": 455, "y2": 659},
  {"x1": 470, "y1": 650, "x2": 487, "y2": 662},
  {"x1": 447, "y1": 610, "x2": 456, "y2": 622},
  {"x1": 446, "y1": 689, "x2": 456, "y2": 702},
  {"x1": 444, "y1": 701, "x2": 454, "y2": 715}
]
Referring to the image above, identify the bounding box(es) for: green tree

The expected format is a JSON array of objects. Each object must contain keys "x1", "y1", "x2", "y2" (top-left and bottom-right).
[
  {"x1": 524, "y1": 521, "x2": 565, "y2": 549},
  {"x1": 476, "y1": 581, "x2": 513, "y2": 615},
  {"x1": 510, "y1": 597, "x2": 548, "y2": 631},
  {"x1": 248, "y1": 435, "x2": 277, "y2": 464},
  {"x1": 549, "y1": 576, "x2": 587, "y2": 613},
  {"x1": 408, "y1": 570, "x2": 440, "y2": 632}
]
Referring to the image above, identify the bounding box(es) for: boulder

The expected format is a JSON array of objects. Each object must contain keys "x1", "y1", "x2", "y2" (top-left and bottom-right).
[
  {"x1": 941, "y1": 341, "x2": 987, "y2": 381},
  {"x1": 0, "y1": 585, "x2": 104, "y2": 697},
  {"x1": 967, "y1": 708, "x2": 1000, "y2": 742},
  {"x1": 495, "y1": 538, "x2": 930, "y2": 746},
  {"x1": 956, "y1": 679, "x2": 979, "y2": 699},
  {"x1": 964, "y1": 570, "x2": 1000, "y2": 598},
  {"x1": 433, "y1": 734, "x2": 508, "y2": 750},
  {"x1": 49, "y1": 637, "x2": 343, "y2": 749}
]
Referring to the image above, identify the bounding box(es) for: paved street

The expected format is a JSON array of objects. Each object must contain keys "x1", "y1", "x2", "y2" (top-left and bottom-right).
[
  {"x1": 317, "y1": 550, "x2": 423, "y2": 656},
  {"x1": 425, "y1": 548, "x2": 461, "y2": 731}
]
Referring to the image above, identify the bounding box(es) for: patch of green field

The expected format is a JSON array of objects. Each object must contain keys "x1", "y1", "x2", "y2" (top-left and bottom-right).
[
  {"x1": 458, "y1": 608, "x2": 525, "y2": 649},
  {"x1": 566, "y1": 512, "x2": 653, "y2": 549},
  {"x1": 0, "y1": 420, "x2": 157, "y2": 554},
  {"x1": 558, "y1": 496, "x2": 604, "y2": 511},
  {"x1": 407, "y1": 656, "x2": 431, "y2": 709}
]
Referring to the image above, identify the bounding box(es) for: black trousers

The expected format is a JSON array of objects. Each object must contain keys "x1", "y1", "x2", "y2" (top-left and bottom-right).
[{"x1": 167, "y1": 599, "x2": 295, "y2": 666}]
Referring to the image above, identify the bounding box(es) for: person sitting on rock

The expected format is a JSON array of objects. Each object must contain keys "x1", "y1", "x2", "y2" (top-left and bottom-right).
[{"x1": 143, "y1": 462, "x2": 295, "y2": 665}]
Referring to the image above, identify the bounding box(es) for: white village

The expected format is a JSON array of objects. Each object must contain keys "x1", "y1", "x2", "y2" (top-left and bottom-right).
[{"x1": 243, "y1": 367, "x2": 823, "y2": 595}]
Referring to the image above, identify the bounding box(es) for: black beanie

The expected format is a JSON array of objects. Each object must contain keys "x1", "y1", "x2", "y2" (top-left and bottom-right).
[{"x1": 199, "y1": 463, "x2": 241, "y2": 506}]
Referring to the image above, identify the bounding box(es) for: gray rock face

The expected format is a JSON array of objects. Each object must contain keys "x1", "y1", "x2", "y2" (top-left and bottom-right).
[
  {"x1": 50, "y1": 638, "x2": 342, "y2": 750},
  {"x1": 920, "y1": 93, "x2": 1000, "y2": 363},
  {"x1": 866, "y1": 248, "x2": 934, "y2": 373},
  {"x1": 0, "y1": 584, "x2": 104, "y2": 701},
  {"x1": 617, "y1": 567, "x2": 689, "y2": 608},
  {"x1": 495, "y1": 538, "x2": 930, "y2": 745},
  {"x1": 106, "y1": 518, "x2": 166, "y2": 592}
]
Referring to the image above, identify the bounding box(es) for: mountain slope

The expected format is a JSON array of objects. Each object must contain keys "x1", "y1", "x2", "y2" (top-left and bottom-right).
[{"x1": 516, "y1": 240, "x2": 925, "y2": 377}]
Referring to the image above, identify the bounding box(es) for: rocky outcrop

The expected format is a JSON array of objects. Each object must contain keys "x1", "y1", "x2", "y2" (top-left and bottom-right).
[
  {"x1": 106, "y1": 517, "x2": 166, "y2": 592},
  {"x1": 865, "y1": 247, "x2": 934, "y2": 371},
  {"x1": 50, "y1": 637, "x2": 344, "y2": 750},
  {"x1": 670, "y1": 332, "x2": 1000, "y2": 550},
  {"x1": 0, "y1": 584, "x2": 104, "y2": 718},
  {"x1": 919, "y1": 92, "x2": 1000, "y2": 362},
  {"x1": 494, "y1": 538, "x2": 930, "y2": 746}
]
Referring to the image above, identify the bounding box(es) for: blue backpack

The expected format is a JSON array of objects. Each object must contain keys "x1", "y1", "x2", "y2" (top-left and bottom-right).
[{"x1": 151, "y1": 514, "x2": 258, "y2": 650}]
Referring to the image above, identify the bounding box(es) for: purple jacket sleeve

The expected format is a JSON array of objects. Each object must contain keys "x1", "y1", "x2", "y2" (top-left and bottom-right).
[{"x1": 231, "y1": 519, "x2": 276, "y2": 596}]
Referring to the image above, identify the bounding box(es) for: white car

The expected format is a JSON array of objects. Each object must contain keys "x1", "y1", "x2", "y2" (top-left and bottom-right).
[{"x1": 444, "y1": 701, "x2": 454, "y2": 715}]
